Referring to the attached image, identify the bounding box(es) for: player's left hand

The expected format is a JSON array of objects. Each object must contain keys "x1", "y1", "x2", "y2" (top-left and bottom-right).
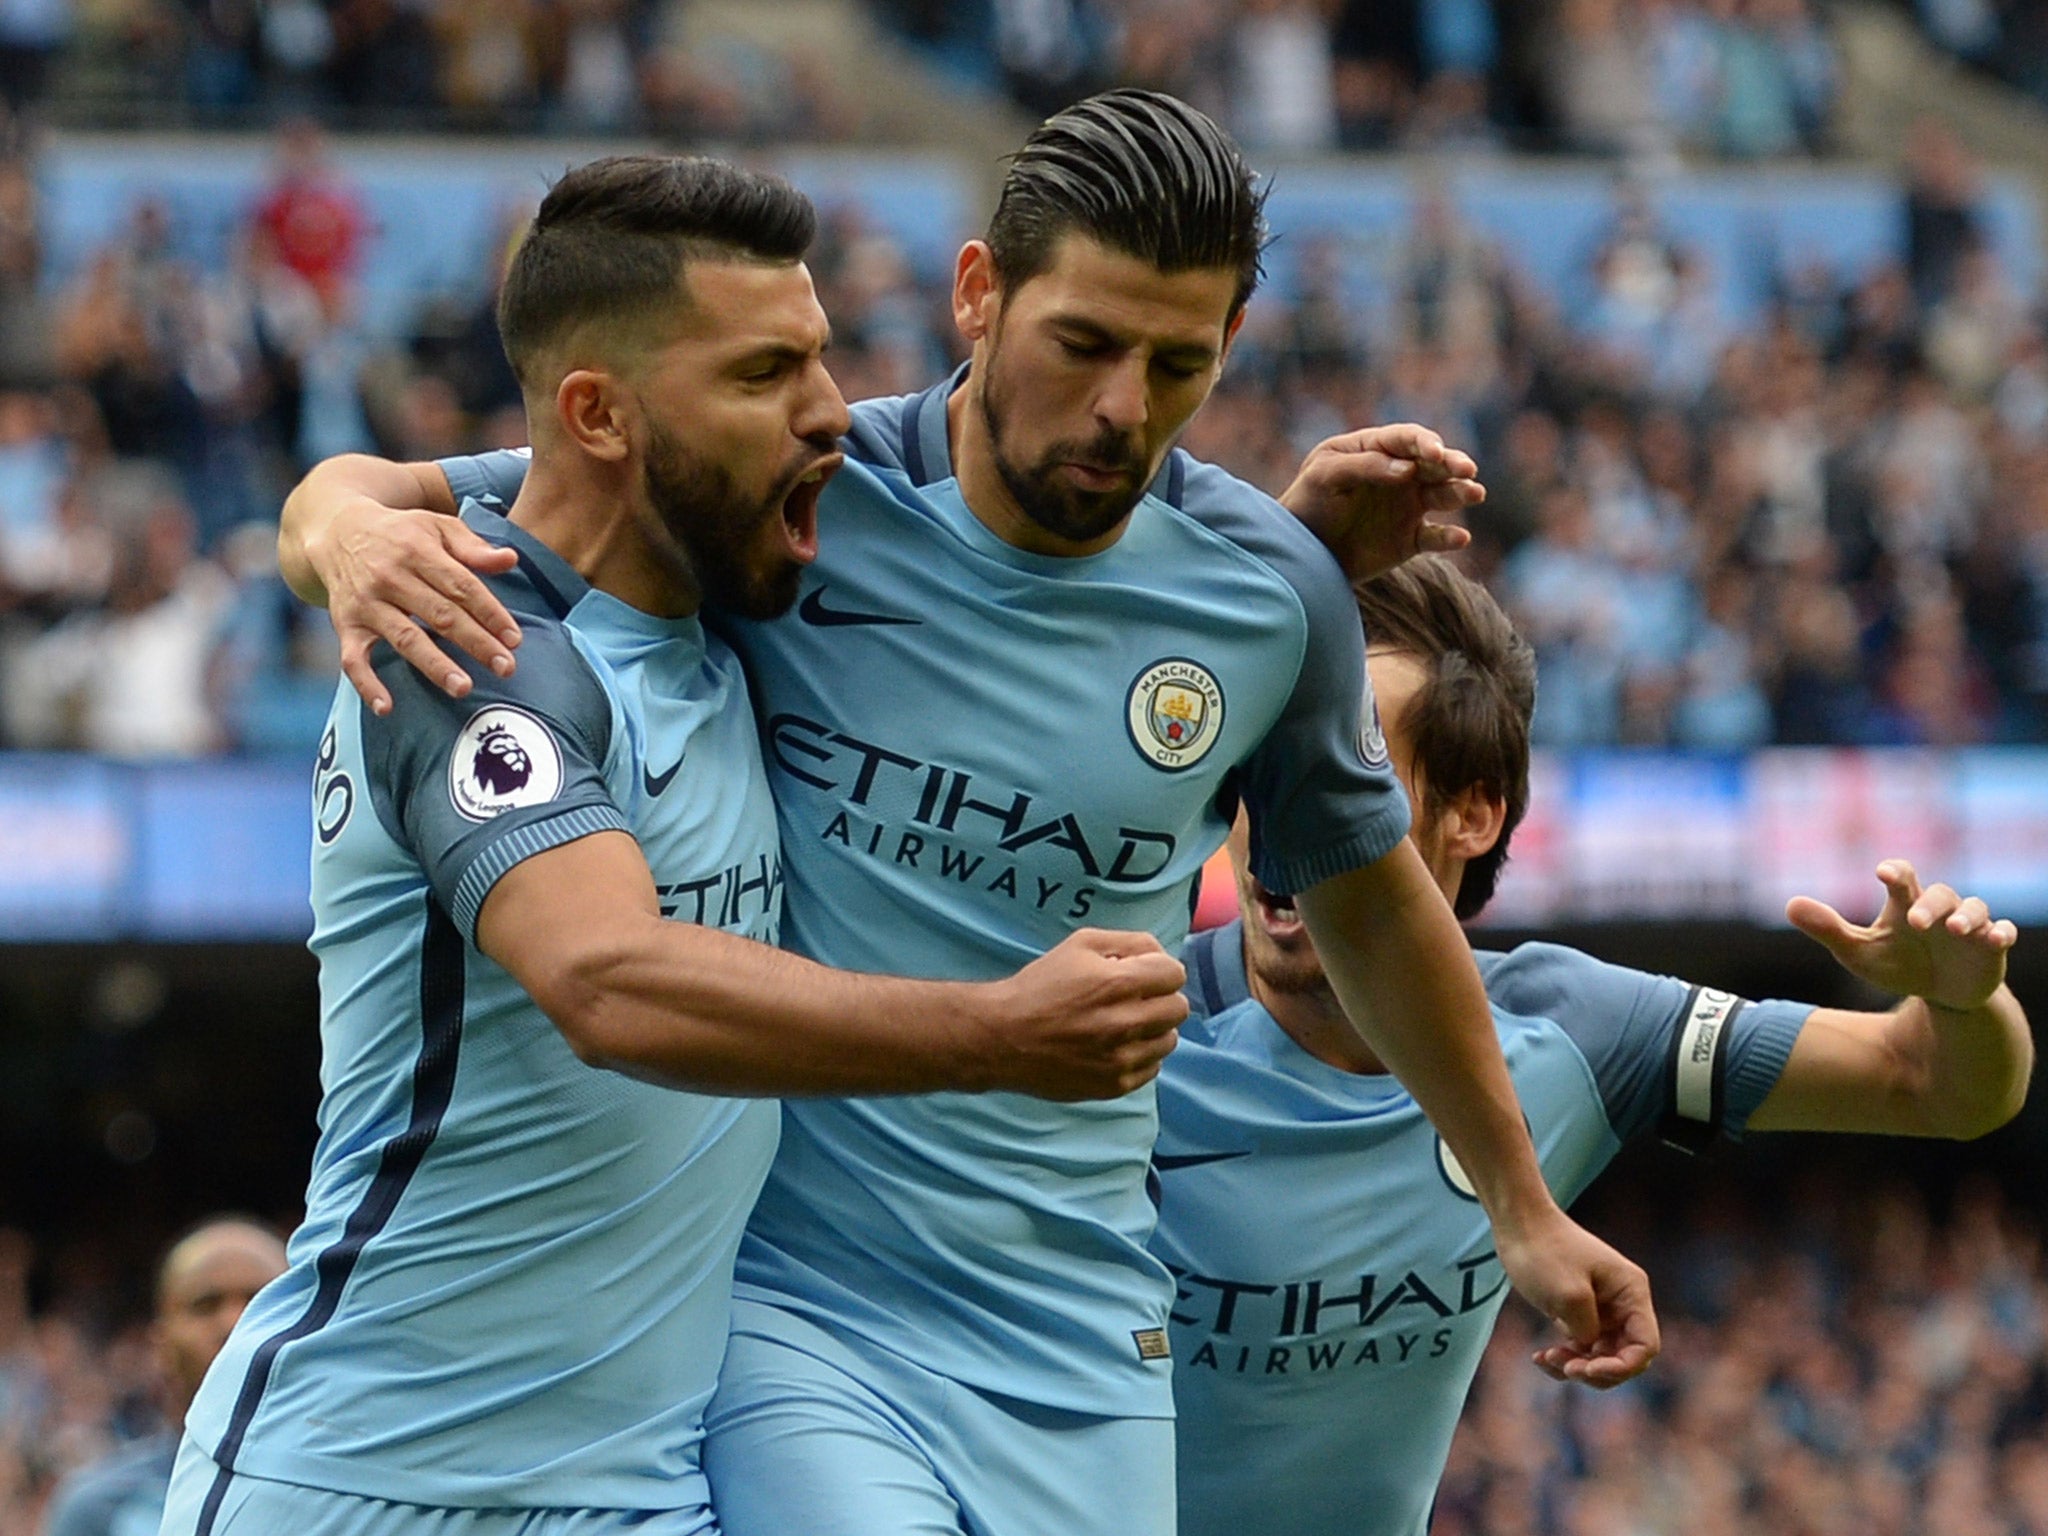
[
  {"x1": 1787, "y1": 859, "x2": 2017, "y2": 1013},
  {"x1": 1495, "y1": 1207, "x2": 1660, "y2": 1389},
  {"x1": 1277, "y1": 423, "x2": 1485, "y2": 581}
]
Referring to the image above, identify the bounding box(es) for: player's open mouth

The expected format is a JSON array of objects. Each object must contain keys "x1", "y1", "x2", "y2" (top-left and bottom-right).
[
  {"x1": 1248, "y1": 877, "x2": 1304, "y2": 939},
  {"x1": 780, "y1": 453, "x2": 841, "y2": 562}
]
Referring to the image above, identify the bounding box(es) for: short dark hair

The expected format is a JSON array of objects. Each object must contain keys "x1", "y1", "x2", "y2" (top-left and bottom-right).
[
  {"x1": 1355, "y1": 557, "x2": 1536, "y2": 921},
  {"x1": 987, "y1": 89, "x2": 1269, "y2": 317},
  {"x1": 498, "y1": 155, "x2": 816, "y2": 390}
]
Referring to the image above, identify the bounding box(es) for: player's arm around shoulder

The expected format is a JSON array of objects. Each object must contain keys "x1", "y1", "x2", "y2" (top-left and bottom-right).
[
  {"x1": 475, "y1": 832, "x2": 1189, "y2": 1103},
  {"x1": 1745, "y1": 861, "x2": 2031, "y2": 1140},
  {"x1": 281, "y1": 451, "x2": 527, "y2": 718}
]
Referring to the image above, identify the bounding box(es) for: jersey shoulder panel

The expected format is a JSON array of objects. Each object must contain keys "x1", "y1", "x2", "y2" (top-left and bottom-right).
[
  {"x1": 439, "y1": 447, "x2": 531, "y2": 512},
  {"x1": 843, "y1": 389, "x2": 927, "y2": 479},
  {"x1": 360, "y1": 506, "x2": 628, "y2": 939},
  {"x1": 1166, "y1": 451, "x2": 1408, "y2": 896}
]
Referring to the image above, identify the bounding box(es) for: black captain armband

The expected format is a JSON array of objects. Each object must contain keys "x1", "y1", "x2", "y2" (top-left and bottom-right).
[{"x1": 1658, "y1": 986, "x2": 1748, "y2": 1154}]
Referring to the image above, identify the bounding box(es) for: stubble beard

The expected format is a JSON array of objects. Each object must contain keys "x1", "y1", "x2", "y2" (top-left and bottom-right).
[
  {"x1": 978, "y1": 347, "x2": 1151, "y2": 546},
  {"x1": 643, "y1": 423, "x2": 804, "y2": 620}
]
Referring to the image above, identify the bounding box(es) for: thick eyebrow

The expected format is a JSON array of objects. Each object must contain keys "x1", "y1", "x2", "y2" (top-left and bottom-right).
[{"x1": 721, "y1": 329, "x2": 834, "y2": 372}]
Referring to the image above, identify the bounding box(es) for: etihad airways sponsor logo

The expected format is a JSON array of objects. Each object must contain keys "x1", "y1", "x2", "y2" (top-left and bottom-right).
[
  {"x1": 1163, "y1": 1255, "x2": 1509, "y2": 1376},
  {"x1": 768, "y1": 713, "x2": 1183, "y2": 918}
]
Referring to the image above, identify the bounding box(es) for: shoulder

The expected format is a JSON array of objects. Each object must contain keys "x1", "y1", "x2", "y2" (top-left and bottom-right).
[
  {"x1": 1166, "y1": 452, "x2": 1351, "y2": 602},
  {"x1": 1477, "y1": 942, "x2": 1667, "y2": 1028},
  {"x1": 364, "y1": 544, "x2": 616, "y2": 785},
  {"x1": 439, "y1": 447, "x2": 530, "y2": 512},
  {"x1": 843, "y1": 390, "x2": 926, "y2": 478}
]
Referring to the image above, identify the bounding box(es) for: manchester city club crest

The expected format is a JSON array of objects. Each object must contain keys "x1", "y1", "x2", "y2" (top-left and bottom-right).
[
  {"x1": 1126, "y1": 658, "x2": 1225, "y2": 772},
  {"x1": 449, "y1": 705, "x2": 565, "y2": 821}
]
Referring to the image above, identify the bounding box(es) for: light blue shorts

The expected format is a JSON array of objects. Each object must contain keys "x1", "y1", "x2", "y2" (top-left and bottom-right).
[
  {"x1": 158, "y1": 1437, "x2": 718, "y2": 1536},
  {"x1": 703, "y1": 1299, "x2": 1176, "y2": 1536}
]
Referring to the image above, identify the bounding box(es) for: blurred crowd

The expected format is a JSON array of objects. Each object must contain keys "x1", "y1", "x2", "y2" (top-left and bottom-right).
[
  {"x1": 0, "y1": 102, "x2": 2043, "y2": 756},
  {"x1": 0, "y1": 0, "x2": 1847, "y2": 155},
  {"x1": 1182, "y1": 118, "x2": 2048, "y2": 749},
  {"x1": 1435, "y1": 1172, "x2": 2048, "y2": 1536},
  {"x1": 6, "y1": 1170, "x2": 2048, "y2": 1535},
  {"x1": 1910, "y1": 0, "x2": 2048, "y2": 113},
  {"x1": 0, "y1": 0, "x2": 853, "y2": 138},
  {"x1": 879, "y1": 0, "x2": 1839, "y2": 159}
]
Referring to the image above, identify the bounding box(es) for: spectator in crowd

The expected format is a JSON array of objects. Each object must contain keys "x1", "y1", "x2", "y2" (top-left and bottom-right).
[
  {"x1": 6, "y1": 461, "x2": 232, "y2": 757},
  {"x1": 37, "y1": 1219, "x2": 285, "y2": 1536},
  {"x1": 249, "y1": 120, "x2": 365, "y2": 312}
]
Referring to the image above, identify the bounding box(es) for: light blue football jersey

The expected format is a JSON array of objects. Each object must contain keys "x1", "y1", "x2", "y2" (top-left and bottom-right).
[
  {"x1": 439, "y1": 370, "x2": 1407, "y2": 1416},
  {"x1": 184, "y1": 503, "x2": 782, "y2": 1511},
  {"x1": 1157, "y1": 921, "x2": 1810, "y2": 1536}
]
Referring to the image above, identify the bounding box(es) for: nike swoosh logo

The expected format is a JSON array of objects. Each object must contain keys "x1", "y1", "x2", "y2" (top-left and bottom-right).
[
  {"x1": 1152, "y1": 1151, "x2": 1251, "y2": 1172},
  {"x1": 798, "y1": 587, "x2": 921, "y2": 628},
  {"x1": 643, "y1": 754, "x2": 685, "y2": 798}
]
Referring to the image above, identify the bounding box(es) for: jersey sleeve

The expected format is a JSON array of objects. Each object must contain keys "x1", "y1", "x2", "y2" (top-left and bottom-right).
[
  {"x1": 1176, "y1": 459, "x2": 1410, "y2": 896},
  {"x1": 438, "y1": 448, "x2": 532, "y2": 513},
  {"x1": 1478, "y1": 942, "x2": 1811, "y2": 1150},
  {"x1": 362, "y1": 610, "x2": 628, "y2": 943}
]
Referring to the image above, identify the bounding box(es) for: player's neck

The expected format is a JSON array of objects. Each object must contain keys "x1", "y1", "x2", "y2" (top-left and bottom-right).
[
  {"x1": 508, "y1": 462, "x2": 698, "y2": 619},
  {"x1": 1240, "y1": 934, "x2": 1389, "y2": 1076},
  {"x1": 945, "y1": 371, "x2": 1127, "y2": 559}
]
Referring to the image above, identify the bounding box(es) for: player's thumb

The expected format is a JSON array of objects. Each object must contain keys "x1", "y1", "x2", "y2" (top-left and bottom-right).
[
  {"x1": 1083, "y1": 928, "x2": 1166, "y2": 961},
  {"x1": 1786, "y1": 896, "x2": 1856, "y2": 957},
  {"x1": 1549, "y1": 1278, "x2": 1601, "y2": 1347}
]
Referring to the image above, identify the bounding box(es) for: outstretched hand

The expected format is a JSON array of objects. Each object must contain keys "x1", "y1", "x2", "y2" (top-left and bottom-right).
[
  {"x1": 310, "y1": 500, "x2": 524, "y2": 716},
  {"x1": 1278, "y1": 423, "x2": 1485, "y2": 581},
  {"x1": 1787, "y1": 860, "x2": 2017, "y2": 1013},
  {"x1": 1495, "y1": 1207, "x2": 1660, "y2": 1390}
]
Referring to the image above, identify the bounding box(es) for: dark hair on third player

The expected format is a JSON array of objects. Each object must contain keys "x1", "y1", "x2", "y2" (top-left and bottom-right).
[
  {"x1": 986, "y1": 89, "x2": 1269, "y2": 318},
  {"x1": 498, "y1": 154, "x2": 816, "y2": 391},
  {"x1": 1355, "y1": 556, "x2": 1535, "y2": 922}
]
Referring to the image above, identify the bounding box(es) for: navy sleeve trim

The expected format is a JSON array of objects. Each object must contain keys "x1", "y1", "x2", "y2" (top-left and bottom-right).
[
  {"x1": 451, "y1": 803, "x2": 632, "y2": 941},
  {"x1": 1253, "y1": 810, "x2": 1410, "y2": 899},
  {"x1": 1659, "y1": 986, "x2": 1742, "y2": 1154}
]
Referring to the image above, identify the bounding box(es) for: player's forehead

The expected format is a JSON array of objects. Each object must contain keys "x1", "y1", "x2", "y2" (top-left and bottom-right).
[
  {"x1": 1007, "y1": 232, "x2": 1235, "y2": 350},
  {"x1": 669, "y1": 257, "x2": 831, "y2": 355}
]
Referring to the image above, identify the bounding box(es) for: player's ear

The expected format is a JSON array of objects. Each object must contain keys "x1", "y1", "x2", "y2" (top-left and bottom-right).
[
  {"x1": 1440, "y1": 782, "x2": 1506, "y2": 863},
  {"x1": 557, "y1": 369, "x2": 630, "y2": 463},
  {"x1": 954, "y1": 241, "x2": 999, "y2": 343}
]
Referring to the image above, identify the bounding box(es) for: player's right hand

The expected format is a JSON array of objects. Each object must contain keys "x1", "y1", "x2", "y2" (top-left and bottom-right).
[
  {"x1": 974, "y1": 930, "x2": 1189, "y2": 1101},
  {"x1": 310, "y1": 499, "x2": 522, "y2": 717}
]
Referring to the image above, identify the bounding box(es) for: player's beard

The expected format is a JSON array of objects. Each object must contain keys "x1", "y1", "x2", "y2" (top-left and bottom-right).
[
  {"x1": 979, "y1": 348, "x2": 1150, "y2": 545},
  {"x1": 644, "y1": 422, "x2": 814, "y2": 620},
  {"x1": 1240, "y1": 918, "x2": 1330, "y2": 999}
]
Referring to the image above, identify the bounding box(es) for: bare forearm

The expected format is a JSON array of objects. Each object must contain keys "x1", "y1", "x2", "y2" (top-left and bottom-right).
[
  {"x1": 550, "y1": 915, "x2": 990, "y2": 1096},
  {"x1": 1296, "y1": 848, "x2": 1554, "y2": 1224},
  {"x1": 1908, "y1": 986, "x2": 2032, "y2": 1138},
  {"x1": 279, "y1": 455, "x2": 452, "y2": 605}
]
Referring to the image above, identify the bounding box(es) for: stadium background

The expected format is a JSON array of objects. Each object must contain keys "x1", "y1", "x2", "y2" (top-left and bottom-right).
[{"x1": 3, "y1": 0, "x2": 2048, "y2": 1531}]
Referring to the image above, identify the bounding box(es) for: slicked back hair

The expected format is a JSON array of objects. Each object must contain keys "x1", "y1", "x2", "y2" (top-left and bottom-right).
[
  {"x1": 987, "y1": 89, "x2": 1269, "y2": 317},
  {"x1": 1355, "y1": 557, "x2": 1536, "y2": 921},
  {"x1": 498, "y1": 155, "x2": 815, "y2": 391}
]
